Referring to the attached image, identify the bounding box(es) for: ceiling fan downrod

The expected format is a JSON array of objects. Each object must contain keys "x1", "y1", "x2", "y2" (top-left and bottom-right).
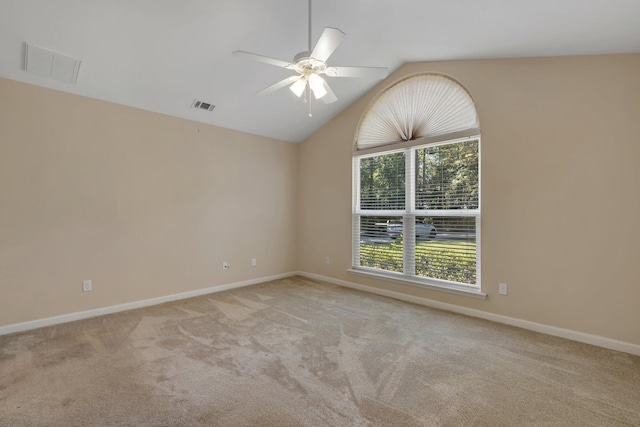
[{"x1": 308, "y1": 0, "x2": 312, "y2": 52}]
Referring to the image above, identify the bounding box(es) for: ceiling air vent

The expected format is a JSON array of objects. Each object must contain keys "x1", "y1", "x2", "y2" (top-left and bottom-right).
[
  {"x1": 191, "y1": 99, "x2": 215, "y2": 112},
  {"x1": 24, "y1": 43, "x2": 81, "y2": 84}
]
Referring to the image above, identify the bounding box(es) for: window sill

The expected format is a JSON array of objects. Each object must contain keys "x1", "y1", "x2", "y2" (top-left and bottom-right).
[{"x1": 347, "y1": 268, "x2": 487, "y2": 300}]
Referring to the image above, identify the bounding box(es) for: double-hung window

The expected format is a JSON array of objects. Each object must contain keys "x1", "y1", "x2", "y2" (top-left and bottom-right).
[{"x1": 351, "y1": 74, "x2": 482, "y2": 296}]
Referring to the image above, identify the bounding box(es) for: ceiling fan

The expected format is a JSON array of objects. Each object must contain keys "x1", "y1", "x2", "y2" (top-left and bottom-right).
[{"x1": 233, "y1": 0, "x2": 388, "y2": 105}]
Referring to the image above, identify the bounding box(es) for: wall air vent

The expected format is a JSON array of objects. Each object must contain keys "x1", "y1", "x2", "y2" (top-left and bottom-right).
[
  {"x1": 24, "y1": 43, "x2": 81, "y2": 84},
  {"x1": 191, "y1": 99, "x2": 216, "y2": 112}
]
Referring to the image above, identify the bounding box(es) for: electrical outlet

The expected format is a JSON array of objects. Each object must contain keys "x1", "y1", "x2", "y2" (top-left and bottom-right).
[
  {"x1": 223, "y1": 261, "x2": 229, "y2": 270},
  {"x1": 499, "y1": 282, "x2": 508, "y2": 295},
  {"x1": 325, "y1": 256, "x2": 330, "y2": 265},
  {"x1": 83, "y1": 280, "x2": 92, "y2": 292},
  {"x1": 251, "y1": 258, "x2": 257, "y2": 267}
]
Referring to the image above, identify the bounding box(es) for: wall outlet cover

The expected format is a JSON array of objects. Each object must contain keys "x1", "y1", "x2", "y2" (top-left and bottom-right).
[{"x1": 499, "y1": 283, "x2": 508, "y2": 295}]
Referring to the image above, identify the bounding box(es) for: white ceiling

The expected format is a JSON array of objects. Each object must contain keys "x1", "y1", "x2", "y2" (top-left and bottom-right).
[{"x1": 2, "y1": 0, "x2": 639, "y2": 143}]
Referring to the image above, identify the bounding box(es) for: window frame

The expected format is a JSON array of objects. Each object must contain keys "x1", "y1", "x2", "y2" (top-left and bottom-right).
[{"x1": 351, "y1": 133, "x2": 485, "y2": 299}]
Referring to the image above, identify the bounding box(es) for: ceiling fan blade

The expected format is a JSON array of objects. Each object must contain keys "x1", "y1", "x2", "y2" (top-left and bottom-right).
[
  {"x1": 325, "y1": 66, "x2": 389, "y2": 79},
  {"x1": 256, "y1": 75, "x2": 301, "y2": 95},
  {"x1": 310, "y1": 27, "x2": 345, "y2": 62},
  {"x1": 233, "y1": 51, "x2": 294, "y2": 69},
  {"x1": 321, "y1": 80, "x2": 337, "y2": 104}
]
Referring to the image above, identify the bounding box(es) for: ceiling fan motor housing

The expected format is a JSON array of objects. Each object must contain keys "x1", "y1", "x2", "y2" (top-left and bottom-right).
[{"x1": 293, "y1": 51, "x2": 327, "y2": 76}]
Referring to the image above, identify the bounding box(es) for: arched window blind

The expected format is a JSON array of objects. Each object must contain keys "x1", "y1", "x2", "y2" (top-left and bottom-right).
[{"x1": 355, "y1": 74, "x2": 479, "y2": 151}]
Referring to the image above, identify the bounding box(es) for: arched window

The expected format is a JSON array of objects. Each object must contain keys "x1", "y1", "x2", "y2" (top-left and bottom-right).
[{"x1": 351, "y1": 74, "x2": 482, "y2": 296}]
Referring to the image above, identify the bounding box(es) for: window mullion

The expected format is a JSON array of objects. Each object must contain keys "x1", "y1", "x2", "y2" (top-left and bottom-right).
[
  {"x1": 407, "y1": 148, "x2": 415, "y2": 213},
  {"x1": 403, "y1": 148, "x2": 416, "y2": 276}
]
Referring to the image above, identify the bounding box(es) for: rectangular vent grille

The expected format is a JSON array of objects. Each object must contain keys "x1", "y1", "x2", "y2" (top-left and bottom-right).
[
  {"x1": 191, "y1": 99, "x2": 215, "y2": 112},
  {"x1": 25, "y1": 43, "x2": 81, "y2": 84}
]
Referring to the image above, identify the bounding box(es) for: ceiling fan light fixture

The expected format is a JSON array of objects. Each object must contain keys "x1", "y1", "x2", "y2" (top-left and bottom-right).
[
  {"x1": 290, "y1": 78, "x2": 307, "y2": 97},
  {"x1": 308, "y1": 73, "x2": 327, "y2": 99}
]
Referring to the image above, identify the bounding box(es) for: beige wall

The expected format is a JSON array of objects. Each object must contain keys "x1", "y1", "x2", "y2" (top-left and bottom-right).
[
  {"x1": 2, "y1": 54, "x2": 639, "y2": 347},
  {"x1": 0, "y1": 78, "x2": 298, "y2": 326},
  {"x1": 298, "y1": 54, "x2": 640, "y2": 345}
]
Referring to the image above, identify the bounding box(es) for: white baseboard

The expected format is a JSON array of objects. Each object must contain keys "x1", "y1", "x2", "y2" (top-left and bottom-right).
[
  {"x1": 299, "y1": 271, "x2": 640, "y2": 356},
  {"x1": 0, "y1": 272, "x2": 297, "y2": 337},
  {"x1": 4, "y1": 270, "x2": 639, "y2": 357}
]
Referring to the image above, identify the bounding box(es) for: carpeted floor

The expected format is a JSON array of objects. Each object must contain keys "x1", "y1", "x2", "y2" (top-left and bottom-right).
[{"x1": 1, "y1": 276, "x2": 639, "y2": 426}]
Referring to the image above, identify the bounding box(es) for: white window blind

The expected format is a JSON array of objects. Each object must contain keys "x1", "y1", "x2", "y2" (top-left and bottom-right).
[
  {"x1": 415, "y1": 141, "x2": 479, "y2": 211},
  {"x1": 355, "y1": 74, "x2": 479, "y2": 152},
  {"x1": 359, "y1": 151, "x2": 405, "y2": 211}
]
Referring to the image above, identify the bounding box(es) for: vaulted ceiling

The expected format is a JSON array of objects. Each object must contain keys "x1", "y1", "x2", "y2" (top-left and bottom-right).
[{"x1": 1, "y1": 0, "x2": 639, "y2": 142}]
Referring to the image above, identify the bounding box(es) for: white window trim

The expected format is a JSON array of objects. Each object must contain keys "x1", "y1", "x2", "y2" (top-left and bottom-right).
[
  {"x1": 347, "y1": 267, "x2": 487, "y2": 299},
  {"x1": 352, "y1": 135, "x2": 483, "y2": 298},
  {"x1": 354, "y1": 128, "x2": 480, "y2": 157}
]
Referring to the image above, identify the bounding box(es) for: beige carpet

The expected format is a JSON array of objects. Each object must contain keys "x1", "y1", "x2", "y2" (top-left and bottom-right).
[{"x1": 1, "y1": 276, "x2": 639, "y2": 426}]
